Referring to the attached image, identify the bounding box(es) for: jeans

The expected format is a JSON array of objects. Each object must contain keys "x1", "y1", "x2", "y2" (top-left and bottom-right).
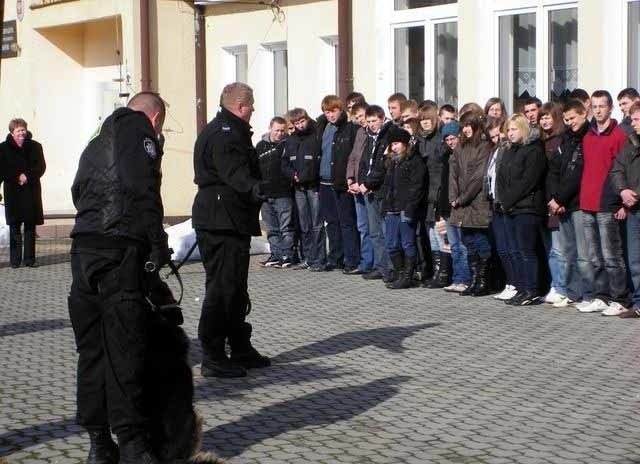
[
  {"x1": 447, "y1": 223, "x2": 470, "y2": 284},
  {"x1": 354, "y1": 194, "x2": 374, "y2": 271},
  {"x1": 365, "y1": 193, "x2": 390, "y2": 273},
  {"x1": 261, "y1": 197, "x2": 295, "y2": 259},
  {"x1": 427, "y1": 222, "x2": 448, "y2": 253},
  {"x1": 385, "y1": 214, "x2": 418, "y2": 257},
  {"x1": 504, "y1": 214, "x2": 542, "y2": 292},
  {"x1": 9, "y1": 222, "x2": 36, "y2": 266},
  {"x1": 461, "y1": 228, "x2": 491, "y2": 258},
  {"x1": 558, "y1": 210, "x2": 592, "y2": 302},
  {"x1": 541, "y1": 227, "x2": 566, "y2": 295},
  {"x1": 294, "y1": 188, "x2": 326, "y2": 266},
  {"x1": 582, "y1": 212, "x2": 630, "y2": 306},
  {"x1": 319, "y1": 184, "x2": 360, "y2": 268},
  {"x1": 491, "y1": 210, "x2": 514, "y2": 286},
  {"x1": 626, "y1": 209, "x2": 640, "y2": 308}
]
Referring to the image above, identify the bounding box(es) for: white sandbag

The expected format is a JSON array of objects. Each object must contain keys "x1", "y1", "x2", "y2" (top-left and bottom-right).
[
  {"x1": 166, "y1": 218, "x2": 270, "y2": 262},
  {"x1": 0, "y1": 205, "x2": 8, "y2": 248}
]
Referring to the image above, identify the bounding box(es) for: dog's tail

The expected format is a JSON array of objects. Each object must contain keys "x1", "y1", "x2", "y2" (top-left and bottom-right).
[{"x1": 188, "y1": 451, "x2": 225, "y2": 463}]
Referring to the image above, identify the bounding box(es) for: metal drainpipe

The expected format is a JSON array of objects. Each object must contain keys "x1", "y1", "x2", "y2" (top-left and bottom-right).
[
  {"x1": 195, "y1": 5, "x2": 207, "y2": 134},
  {"x1": 337, "y1": 0, "x2": 353, "y2": 99},
  {"x1": 140, "y1": 0, "x2": 151, "y2": 92}
]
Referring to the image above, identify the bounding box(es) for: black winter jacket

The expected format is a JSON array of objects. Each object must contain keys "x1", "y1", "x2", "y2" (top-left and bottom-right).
[
  {"x1": 496, "y1": 138, "x2": 547, "y2": 215},
  {"x1": 609, "y1": 132, "x2": 640, "y2": 209},
  {"x1": 359, "y1": 121, "x2": 393, "y2": 198},
  {"x1": 546, "y1": 121, "x2": 590, "y2": 213},
  {"x1": 282, "y1": 119, "x2": 321, "y2": 187},
  {"x1": 0, "y1": 134, "x2": 45, "y2": 225},
  {"x1": 256, "y1": 136, "x2": 291, "y2": 198},
  {"x1": 317, "y1": 112, "x2": 359, "y2": 192},
  {"x1": 192, "y1": 107, "x2": 262, "y2": 236},
  {"x1": 71, "y1": 107, "x2": 166, "y2": 250},
  {"x1": 382, "y1": 149, "x2": 427, "y2": 219},
  {"x1": 423, "y1": 136, "x2": 448, "y2": 222}
]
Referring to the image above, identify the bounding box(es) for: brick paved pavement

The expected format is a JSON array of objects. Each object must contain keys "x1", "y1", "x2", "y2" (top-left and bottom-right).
[{"x1": 1, "y1": 240, "x2": 640, "y2": 463}]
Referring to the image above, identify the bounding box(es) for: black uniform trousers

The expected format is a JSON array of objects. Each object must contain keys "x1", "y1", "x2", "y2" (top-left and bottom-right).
[
  {"x1": 9, "y1": 222, "x2": 36, "y2": 266},
  {"x1": 68, "y1": 244, "x2": 149, "y2": 436},
  {"x1": 196, "y1": 230, "x2": 252, "y2": 358}
]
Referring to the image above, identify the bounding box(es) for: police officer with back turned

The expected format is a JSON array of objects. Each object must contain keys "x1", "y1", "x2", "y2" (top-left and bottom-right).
[
  {"x1": 193, "y1": 82, "x2": 271, "y2": 378},
  {"x1": 68, "y1": 92, "x2": 170, "y2": 464}
]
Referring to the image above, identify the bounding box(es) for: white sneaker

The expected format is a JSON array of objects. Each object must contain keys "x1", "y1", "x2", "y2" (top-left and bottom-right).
[
  {"x1": 552, "y1": 297, "x2": 574, "y2": 308},
  {"x1": 574, "y1": 300, "x2": 593, "y2": 311},
  {"x1": 444, "y1": 283, "x2": 466, "y2": 292},
  {"x1": 577, "y1": 298, "x2": 609, "y2": 313},
  {"x1": 602, "y1": 302, "x2": 627, "y2": 316},
  {"x1": 495, "y1": 285, "x2": 517, "y2": 300},
  {"x1": 544, "y1": 288, "x2": 565, "y2": 304}
]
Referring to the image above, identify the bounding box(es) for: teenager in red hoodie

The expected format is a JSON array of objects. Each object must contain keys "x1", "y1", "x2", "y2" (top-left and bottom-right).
[{"x1": 577, "y1": 90, "x2": 630, "y2": 315}]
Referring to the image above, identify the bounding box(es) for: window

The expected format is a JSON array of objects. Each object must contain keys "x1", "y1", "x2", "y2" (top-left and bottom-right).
[
  {"x1": 273, "y1": 47, "x2": 288, "y2": 117},
  {"x1": 223, "y1": 46, "x2": 248, "y2": 83},
  {"x1": 321, "y1": 36, "x2": 339, "y2": 95},
  {"x1": 629, "y1": 1, "x2": 640, "y2": 88},
  {"x1": 394, "y1": 0, "x2": 456, "y2": 10},
  {"x1": 394, "y1": 25, "x2": 425, "y2": 102},
  {"x1": 434, "y1": 21, "x2": 457, "y2": 106},
  {"x1": 548, "y1": 8, "x2": 577, "y2": 100},
  {"x1": 499, "y1": 13, "x2": 536, "y2": 113}
]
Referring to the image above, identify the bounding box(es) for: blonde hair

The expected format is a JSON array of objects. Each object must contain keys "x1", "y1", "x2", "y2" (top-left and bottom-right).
[
  {"x1": 220, "y1": 82, "x2": 253, "y2": 110},
  {"x1": 506, "y1": 113, "x2": 531, "y2": 144}
]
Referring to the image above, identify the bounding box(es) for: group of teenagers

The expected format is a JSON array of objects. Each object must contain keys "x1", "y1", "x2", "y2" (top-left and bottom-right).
[{"x1": 255, "y1": 86, "x2": 640, "y2": 316}]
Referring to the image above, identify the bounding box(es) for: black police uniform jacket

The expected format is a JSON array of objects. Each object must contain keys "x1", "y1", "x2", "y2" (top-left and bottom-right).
[
  {"x1": 256, "y1": 136, "x2": 291, "y2": 198},
  {"x1": 0, "y1": 134, "x2": 46, "y2": 225},
  {"x1": 70, "y1": 107, "x2": 167, "y2": 250},
  {"x1": 192, "y1": 107, "x2": 262, "y2": 237}
]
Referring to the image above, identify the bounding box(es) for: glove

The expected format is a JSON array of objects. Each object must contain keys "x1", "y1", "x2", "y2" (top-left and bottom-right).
[{"x1": 146, "y1": 244, "x2": 173, "y2": 272}]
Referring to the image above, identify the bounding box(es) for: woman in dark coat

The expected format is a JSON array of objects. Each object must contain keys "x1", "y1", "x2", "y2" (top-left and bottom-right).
[{"x1": 0, "y1": 118, "x2": 46, "y2": 267}]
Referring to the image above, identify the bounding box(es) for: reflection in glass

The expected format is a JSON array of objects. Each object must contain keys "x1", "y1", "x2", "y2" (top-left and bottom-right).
[
  {"x1": 394, "y1": 26, "x2": 425, "y2": 102},
  {"x1": 394, "y1": 0, "x2": 456, "y2": 10},
  {"x1": 499, "y1": 13, "x2": 536, "y2": 113},
  {"x1": 434, "y1": 22, "x2": 458, "y2": 106},
  {"x1": 629, "y1": 2, "x2": 640, "y2": 88},
  {"x1": 549, "y1": 8, "x2": 578, "y2": 101},
  {"x1": 274, "y1": 49, "x2": 288, "y2": 117}
]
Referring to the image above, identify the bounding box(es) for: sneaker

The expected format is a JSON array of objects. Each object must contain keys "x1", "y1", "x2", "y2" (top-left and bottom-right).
[
  {"x1": 274, "y1": 256, "x2": 293, "y2": 269},
  {"x1": 619, "y1": 307, "x2": 640, "y2": 318},
  {"x1": 309, "y1": 263, "x2": 328, "y2": 272},
  {"x1": 518, "y1": 292, "x2": 542, "y2": 306},
  {"x1": 444, "y1": 283, "x2": 467, "y2": 293},
  {"x1": 577, "y1": 298, "x2": 608, "y2": 313},
  {"x1": 602, "y1": 302, "x2": 627, "y2": 316},
  {"x1": 544, "y1": 287, "x2": 565, "y2": 304},
  {"x1": 291, "y1": 261, "x2": 310, "y2": 270},
  {"x1": 259, "y1": 254, "x2": 279, "y2": 267},
  {"x1": 552, "y1": 297, "x2": 574, "y2": 308},
  {"x1": 362, "y1": 270, "x2": 384, "y2": 280},
  {"x1": 574, "y1": 300, "x2": 593, "y2": 311},
  {"x1": 343, "y1": 267, "x2": 366, "y2": 275},
  {"x1": 494, "y1": 285, "x2": 517, "y2": 300}
]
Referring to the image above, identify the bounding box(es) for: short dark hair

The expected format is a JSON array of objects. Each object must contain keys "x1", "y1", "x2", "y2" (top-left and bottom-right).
[
  {"x1": 321, "y1": 95, "x2": 344, "y2": 111},
  {"x1": 523, "y1": 97, "x2": 542, "y2": 108},
  {"x1": 591, "y1": 90, "x2": 613, "y2": 108},
  {"x1": 287, "y1": 107, "x2": 309, "y2": 122},
  {"x1": 365, "y1": 105, "x2": 385, "y2": 119},
  {"x1": 629, "y1": 101, "x2": 640, "y2": 116},
  {"x1": 351, "y1": 102, "x2": 369, "y2": 114},
  {"x1": 420, "y1": 99, "x2": 437, "y2": 108},
  {"x1": 569, "y1": 88, "x2": 590, "y2": 102},
  {"x1": 438, "y1": 104, "x2": 456, "y2": 115},
  {"x1": 270, "y1": 116, "x2": 287, "y2": 127},
  {"x1": 127, "y1": 91, "x2": 166, "y2": 123},
  {"x1": 563, "y1": 99, "x2": 586, "y2": 114},
  {"x1": 387, "y1": 92, "x2": 407, "y2": 103},
  {"x1": 617, "y1": 87, "x2": 640, "y2": 101},
  {"x1": 346, "y1": 91, "x2": 366, "y2": 105}
]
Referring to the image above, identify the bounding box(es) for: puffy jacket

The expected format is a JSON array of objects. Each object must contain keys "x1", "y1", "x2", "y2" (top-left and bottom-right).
[
  {"x1": 192, "y1": 107, "x2": 262, "y2": 236},
  {"x1": 71, "y1": 107, "x2": 166, "y2": 249},
  {"x1": 317, "y1": 112, "x2": 359, "y2": 192},
  {"x1": 546, "y1": 121, "x2": 589, "y2": 213},
  {"x1": 382, "y1": 149, "x2": 427, "y2": 219},
  {"x1": 282, "y1": 119, "x2": 322, "y2": 187},
  {"x1": 496, "y1": 138, "x2": 547, "y2": 216},
  {"x1": 256, "y1": 136, "x2": 291, "y2": 198},
  {"x1": 0, "y1": 134, "x2": 46, "y2": 225},
  {"x1": 609, "y1": 132, "x2": 640, "y2": 210},
  {"x1": 359, "y1": 120, "x2": 393, "y2": 198},
  {"x1": 449, "y1": 140, "x2": 492, "y2": 228}
]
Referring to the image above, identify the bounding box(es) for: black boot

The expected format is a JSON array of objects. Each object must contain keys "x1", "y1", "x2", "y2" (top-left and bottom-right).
[
  {"x1": 422, "y1": 251, "x2": 441, "y2": 288},
  {"x1": 389, "y1": 255, "x2": 416, "y2": 289},
  {"x1": 471, "y1": 256, "x2": 491, "y2": 296},
  {"x1": 385, "y1": 254, "x2": 405, "y2": 288},
  {"x1": 460, "y1": 255, "x2": 479, "y2": 296},
  {"x1": 427, "y1": 252, "x2": 451, "y2": 288},
  {"x1": 86, "y1": 428, "x2": 119, "y2": 464},
  {"x1": 117, "y1": 435, "x2": 158, "y2": 464},
  {"x1": 229, "y1": 322, "x2": 271, "y2": 369},
  {"x1": 201, "y1": 338, "x2": 247, "y2": 378}
]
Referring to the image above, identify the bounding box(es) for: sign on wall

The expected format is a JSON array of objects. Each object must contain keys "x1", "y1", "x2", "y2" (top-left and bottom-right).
[{"x1": 2, "y1": 21, "x2": 19, "y2": 59}]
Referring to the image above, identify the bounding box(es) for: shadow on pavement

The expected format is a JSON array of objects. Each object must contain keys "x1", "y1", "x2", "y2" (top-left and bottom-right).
[
  {"x1": 0, "y1": 418, "x2": 80, "y2": 458},
  {"x1": 0, "y1": 252, "x2": 71, "y2": 269},
  {"x1": 201, "y1": 375, "x2": 411, "y2": 459},
  {"x1": 0, "y1": 318, "x2": 70, "y2": 337},
  {"x1": 271, "y1": 323, "x2": 441, "y2": 364}
]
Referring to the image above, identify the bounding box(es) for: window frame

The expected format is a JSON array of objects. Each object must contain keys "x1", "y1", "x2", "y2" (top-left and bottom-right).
[
  {"x1": 624, "y1": 0, "x2": 640, "y2": 88},
  {"x1": 222, "y1": 45, "x2": 248, "y2": 84},
  {"x1": 261, "y1": 41, "x2": 288, "y2": 118}
]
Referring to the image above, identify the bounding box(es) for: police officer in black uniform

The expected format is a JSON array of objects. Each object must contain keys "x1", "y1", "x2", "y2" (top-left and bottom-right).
[
  {"x1": 68, "y1": 92, "x2": 170, "y2": 464},
  {"x1": 193, "y1": 82, "x2": 271, "y2": 378}
]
